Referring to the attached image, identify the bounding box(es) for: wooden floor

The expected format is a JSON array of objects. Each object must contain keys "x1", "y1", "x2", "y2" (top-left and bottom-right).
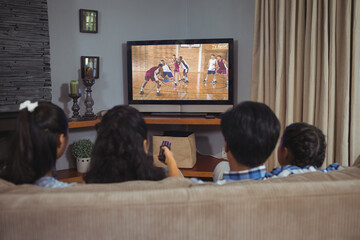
[{"x1": 132, "y1": 71, "x2": 228, "y2": 101}]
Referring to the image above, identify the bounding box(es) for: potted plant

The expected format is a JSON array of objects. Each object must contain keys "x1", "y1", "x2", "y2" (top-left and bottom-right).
[{"x1": 72, "y1": 139, "x2": 94, "y2": 173}]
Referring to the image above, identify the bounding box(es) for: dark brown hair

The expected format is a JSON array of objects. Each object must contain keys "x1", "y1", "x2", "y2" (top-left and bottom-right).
[
  {"x1": 1, "y1": 102, "x2": 68, "y2": 184},
  {"x1": 280, "y1": 122, "x2": 326, "y2": 168},
  {"x1": 84, "y1": 105, "x2": 166, "y2": 183},
  {"x1": 221, "y1": 101, "x2": 280, "y2": 168}
]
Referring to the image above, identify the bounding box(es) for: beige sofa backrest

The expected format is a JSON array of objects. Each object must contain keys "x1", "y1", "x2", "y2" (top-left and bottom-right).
[{"x1": 1, "y1": 166, "x2": 360, "y2": 240}]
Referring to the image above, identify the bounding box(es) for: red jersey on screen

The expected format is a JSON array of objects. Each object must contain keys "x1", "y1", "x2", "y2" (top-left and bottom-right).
[
  {"x1": 173, "y1": 59, "x2": 180, "y2": 72},
  {"x1": 145, "y1": 66, "x2": 160, "y2": 81},
  {"x1": 217, "y1": 59, "x2": 227, "y2": 74}
]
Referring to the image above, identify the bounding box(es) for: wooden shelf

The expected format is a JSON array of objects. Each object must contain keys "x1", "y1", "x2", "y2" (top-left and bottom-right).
[
  {"x1": 179, "y1": 153, "x2": 224, "y2": 177},
  {"x1": 56, "y1": 153, "x2": 224, "y2": 183},
  {"x1": 55, "y1": 169, "x2": 84, "y2": 183},
  {"x1": 69, "y1": 118, "x2": 101, "y2": 129},
  {"x1": 68, "y1": 115, "x2": 221, "y2": 129},
  {"x1": 144, "y1": 115, "x2": 221, "y2": 125},
  {"x1": 66, "y1": 115, "x2": 223, "y2": 181}
]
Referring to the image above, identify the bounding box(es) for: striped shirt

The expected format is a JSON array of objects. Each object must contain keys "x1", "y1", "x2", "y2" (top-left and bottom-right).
[
  {"x1": 264, "y1": 163, "x2": 343, "y2": 179},
  {"x1": 193, "y1": 165, "x2": 266, "y2": 185},
  {"x1": 34, "y1": 176, "x2": 76, "y2": 188},
  {"x1": 215, "y1": 165, "x2": 266, "y2": 184}
]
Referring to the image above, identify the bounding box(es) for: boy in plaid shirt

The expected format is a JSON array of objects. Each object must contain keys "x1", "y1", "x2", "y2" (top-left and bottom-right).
[{"x1": 212, "y1": 101, "x2": 281, "y2": 184}]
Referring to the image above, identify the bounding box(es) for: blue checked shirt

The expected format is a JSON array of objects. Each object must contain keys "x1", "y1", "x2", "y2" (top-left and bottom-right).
[
  {"x1": 34, "y1": 176, "x2": 76, "y2": 188},
  {"x1": 192, "y1": 165, "x2": 267, "y2": 185},
  {"x1": 222, "y1": 165, "x2": 266, "y2": 181},
  {"x1": 264, "y1": 163, "x2": 343, "y2": 179}
]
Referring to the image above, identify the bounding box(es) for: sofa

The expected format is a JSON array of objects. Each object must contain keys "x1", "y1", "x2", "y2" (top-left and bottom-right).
[{"x1": 1, "y1": 159, "x2": 360, "y2": 240}]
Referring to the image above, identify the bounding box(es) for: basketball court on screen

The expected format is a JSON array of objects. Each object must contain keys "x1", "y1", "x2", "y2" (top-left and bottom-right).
[{"x1": 131, "y1": 43, "x2": 229, "y2": 101}]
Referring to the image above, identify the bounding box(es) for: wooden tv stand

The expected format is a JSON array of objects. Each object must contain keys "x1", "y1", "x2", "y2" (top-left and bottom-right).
[
  {"x1": 68, "y1": 115, "x2": 221, "y2": 128},
  {"x1": 56, "y1": 153, "x2": 224, "y2": 183},
  {"x1": 60, "y1": 115, "x2": 224, "y2": 182}
]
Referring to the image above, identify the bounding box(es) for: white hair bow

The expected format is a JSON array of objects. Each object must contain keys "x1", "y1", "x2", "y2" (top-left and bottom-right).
[{"x1": 19, "y1": 100, "x2": 39, "y2": 112}]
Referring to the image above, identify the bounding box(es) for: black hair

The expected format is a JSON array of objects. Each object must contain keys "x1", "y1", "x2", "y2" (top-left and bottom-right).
[
  {"x1": 84, "y1": 105, "x2": 166, "y2": 183},
  {"x1": 158, "y1": 64, "x2": 163, "y2": 67},
  {"x1": 221, "y1": 101, "x2": 280, "y2": 168},
  {"x1": 280, "y1": 122, "x2": 326, "y2": 168},
  {"x1": 217, "y1": 55, "x2": 221, "y2": 58},
  {"x1": 179, "y1": 56, "x2": 183, "y2": 59},
  {"x1": 0, "y1": 102, "x2": 68, "y2": 184}
]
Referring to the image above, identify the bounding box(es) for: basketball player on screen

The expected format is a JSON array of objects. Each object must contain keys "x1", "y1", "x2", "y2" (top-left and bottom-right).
[
  {"x1": 214, "y1": 55, "x2": 228, "y2": 85},
  {"x1": 204, "y1": 54, "x2": 217, "y2": 84},
  {"x1": 179, "y1": 56, "x2": 189, "y2": 83},
  {"x1": 139, "y1": 64, "x2": 163, "y2": 96},
  {"x1": 172, "y1": 55, "x2": 181, "y2": 86},
  {"x1": 160, "y1": 60, "x2": 173, "y2": 81}
]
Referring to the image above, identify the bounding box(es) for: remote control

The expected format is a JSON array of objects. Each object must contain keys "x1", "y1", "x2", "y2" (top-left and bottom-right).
[{"x1": 158, "y1": 141, "x2": 171, "y2": 162}]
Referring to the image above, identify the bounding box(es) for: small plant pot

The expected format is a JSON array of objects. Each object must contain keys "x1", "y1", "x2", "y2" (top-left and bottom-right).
[{"x1": 76, "y1": 157, "x2": 91, "y2": 173}]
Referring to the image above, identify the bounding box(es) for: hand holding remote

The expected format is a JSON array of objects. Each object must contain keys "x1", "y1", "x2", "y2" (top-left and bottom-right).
[
  {"x1": 158, "y1": 141, "x2": 171, "y2": 162},
  {"x1": 158, "y1": 141, "x2": 181, "y2": 177}
]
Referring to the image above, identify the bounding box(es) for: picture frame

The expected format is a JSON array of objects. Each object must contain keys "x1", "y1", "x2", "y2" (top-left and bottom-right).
[
  {"x1": 81, "y1": 56, "x2": 100, "y2": 79},
  {"x1": 79, "y1": 9, "x2": 98, "y2": 33}
]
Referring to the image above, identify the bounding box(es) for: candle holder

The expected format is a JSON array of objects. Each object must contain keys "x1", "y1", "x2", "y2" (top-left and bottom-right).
[
  {"x1": 68, "y1": 93, "x2": 81, "y2": 121},
  {"x1": 82, "y1": 79, "x2": 97, "y2": 120}
]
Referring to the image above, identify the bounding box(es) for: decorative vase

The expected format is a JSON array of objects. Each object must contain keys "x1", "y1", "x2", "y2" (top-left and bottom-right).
[
  {"x1": 82, "y1": 79, "x2": 97, "y2": 120},
  {"x1": 76, "y1": 157, "x2": 91, "y2": 173}
]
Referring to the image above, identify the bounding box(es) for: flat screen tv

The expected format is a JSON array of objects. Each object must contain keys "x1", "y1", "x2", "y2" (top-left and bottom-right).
[{"x1": 127, "y1": 38, "x2": 234, "y2": 114}]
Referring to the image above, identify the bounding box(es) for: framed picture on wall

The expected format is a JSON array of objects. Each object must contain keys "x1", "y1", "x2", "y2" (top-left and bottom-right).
[
  {"x1": 81, "y1": 56, "x2": 100, "y2": 79},
  {"x1": 79, "y1": 9, "x2": 98, "y2": 33}
]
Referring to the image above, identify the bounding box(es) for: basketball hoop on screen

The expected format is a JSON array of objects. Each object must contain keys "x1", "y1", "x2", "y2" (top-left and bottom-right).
[{"x1": 180, "y1": 44, "x2": 201, "y2": 48}]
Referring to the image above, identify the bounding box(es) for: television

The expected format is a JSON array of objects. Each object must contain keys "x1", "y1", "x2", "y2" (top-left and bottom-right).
[{"x1": 127, "y1": 38, "x2": 234, "y2": 114}]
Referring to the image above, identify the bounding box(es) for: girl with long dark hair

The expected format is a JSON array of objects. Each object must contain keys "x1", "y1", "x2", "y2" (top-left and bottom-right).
[
  {"x1": 0, "y1": 101, "x2": 72, "y2": 188},
  {"x1": 84, "y1": 105, "x2": 181, "y2": 183}
]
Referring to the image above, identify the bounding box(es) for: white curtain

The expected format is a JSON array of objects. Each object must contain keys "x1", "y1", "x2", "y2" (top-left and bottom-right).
[{"x1": 251, "y1": 0, "x2": 360, "y2": 170}]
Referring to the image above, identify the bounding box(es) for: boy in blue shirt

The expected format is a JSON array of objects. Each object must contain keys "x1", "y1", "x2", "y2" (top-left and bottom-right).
[{"x1": 212, "y1": 101, "x2": 280, "y2": 183}]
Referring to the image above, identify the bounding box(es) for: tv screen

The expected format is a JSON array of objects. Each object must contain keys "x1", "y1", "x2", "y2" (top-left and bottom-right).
[{"x1": 127, "y1": 38, "x2": 234, "y2": 113}]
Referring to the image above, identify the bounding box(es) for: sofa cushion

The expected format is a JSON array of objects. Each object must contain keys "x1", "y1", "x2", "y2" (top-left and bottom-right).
[
  {"x1": 1, "y1": 178, "x2": 359, "y2": 240},
  {"x1": 353, "y1": 155, "x2": 360, "y2": 167},
  {"x1": 0, "y1": 177, "x2": 15, "y2": 188},
  {"x1": 185, "y1": 180, "x2": 360, "y2": 240},
  {"x1": 0, "y1": 176, "x2": 193, "y2": 194},
  {"x1": 0, "y1": 178, "x2": 15, "y2": 191}
]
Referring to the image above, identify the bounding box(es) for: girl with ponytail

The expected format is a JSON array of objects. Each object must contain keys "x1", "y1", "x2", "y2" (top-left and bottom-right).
[{"x1": 0, "y1": 101, "x2": 72, "y2": 188}]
